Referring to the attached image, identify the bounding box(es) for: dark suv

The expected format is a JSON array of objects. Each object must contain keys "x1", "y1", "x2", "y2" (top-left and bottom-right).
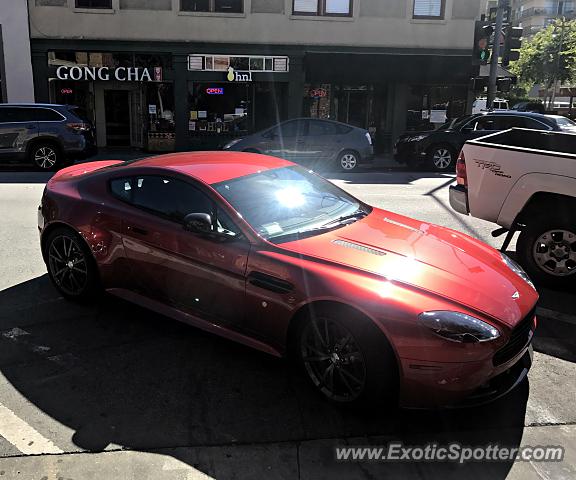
[
  {"x1": 0, "y1": 104, "x2": 97, "y2": 170},
  {"x1": 394, "y1": 111, "x2": 576, "y2": 171}
]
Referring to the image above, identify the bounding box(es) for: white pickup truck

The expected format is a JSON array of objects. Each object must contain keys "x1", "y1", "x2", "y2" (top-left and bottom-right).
[{"x1": 449, "y1": 128, "x2": 576, "y2": 287}]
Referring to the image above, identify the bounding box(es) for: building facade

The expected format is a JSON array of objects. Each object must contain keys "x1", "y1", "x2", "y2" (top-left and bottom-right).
[
  {"x1": 0, "y1": 1, "x2": 35, "y2": 103},
  {"x1": 512, "y1": 0, "x2": 575, "y2": 36},
  {"x1": 29, "y1": 0, "x2": 486, "y2": 153}
]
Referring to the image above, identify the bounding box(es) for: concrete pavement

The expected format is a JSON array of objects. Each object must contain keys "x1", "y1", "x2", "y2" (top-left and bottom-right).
[{"x1": 0, "y1": 168, "x2": 575, "y2": 479}]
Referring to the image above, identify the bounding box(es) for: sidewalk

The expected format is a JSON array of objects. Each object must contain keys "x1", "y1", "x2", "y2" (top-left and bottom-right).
[{"x1": 0, "y1": 424, "x2": 573, "y2": 479}]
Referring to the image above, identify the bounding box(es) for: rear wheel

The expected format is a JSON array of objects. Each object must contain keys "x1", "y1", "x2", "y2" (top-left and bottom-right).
[
  {"x1": 337, "y1": 150, "x2": 360, "y2": 172},
  {"x1": 30, "y1": 143, "x2": 61, "y2": 171},
  {"x1": 427, "y1": 145, "x2": 455, "y2": 171},
  {"x1": 295, "y1": 306, "x2": 398, "y2": 407},
  {"x1": 45, "y1": 227, "x2": 101, "y2": 300},
  {"x1": 517, "y1": 215, "x2": 576, "y2": 288}
]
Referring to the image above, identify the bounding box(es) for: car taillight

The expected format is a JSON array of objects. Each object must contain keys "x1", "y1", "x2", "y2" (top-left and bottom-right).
[
  {"x1": 456, "y1": 150, "x2": 467, "y2": 186},
  {"x1": 365, "y1": 132, "x2": 373, "y2": 145},
  {"x1": 66, "y1": 122, "x2": 91, "y2": 132}
]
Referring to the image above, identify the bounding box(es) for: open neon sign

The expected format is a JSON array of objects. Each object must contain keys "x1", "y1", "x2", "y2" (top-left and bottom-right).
[{"x1": 206, "y1": 87, "x2": 224, "y2": 95}]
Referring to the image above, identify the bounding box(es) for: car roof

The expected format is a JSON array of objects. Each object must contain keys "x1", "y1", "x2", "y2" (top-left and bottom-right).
[
  {"x1": 118, "y1": 151, "x2": 294, "y2": 185},
  {"x1": 0, "y1": 103, "x2": 68, "y2": 108},
  {"x1": 476, "y1": 111, "x2": 549, "y2": 119}
]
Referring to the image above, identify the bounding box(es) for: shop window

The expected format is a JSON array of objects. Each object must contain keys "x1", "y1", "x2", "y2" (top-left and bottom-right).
[
  {"x1": 293, "y1": 0, "x2": 352, "y2": 16},
  {"x1": 413, "y1": 0, "x2": 445, "y2": 19},
  {"x1": 181, "y1": 0, "x2": 243, "y2": 13},
  {"x1": 75, "y1": 0, "x2": 112, "y2": 8}
]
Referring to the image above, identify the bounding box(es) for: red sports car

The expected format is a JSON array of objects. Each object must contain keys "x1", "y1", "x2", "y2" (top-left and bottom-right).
[{"x1": 38, "y1": 152, "x2": 538, "y2": 408}]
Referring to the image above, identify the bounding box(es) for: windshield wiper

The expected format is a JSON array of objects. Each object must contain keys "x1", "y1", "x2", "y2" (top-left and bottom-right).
[
  {"x1": 320, "y1": 209, "x2": 368, "y2": 228},
  {"x1": 267, "y1": 209, "x2": 369, "y2": 244}
]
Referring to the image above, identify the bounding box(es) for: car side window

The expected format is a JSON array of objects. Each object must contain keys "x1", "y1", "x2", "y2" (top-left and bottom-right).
[
  {"x1": 278, "y1": 120, "x2": 302, "y2": 137},
  {"x1": 308, "y1": 120, "x2": 337, "y2": 136},
  {"x1": 524, "y1": 118, "x2": 552, "y2": 130},
  {"x1": 110, "y1": 177, "x2": 133, "y2": 201},
  {"x1": 0, "y1": 107, "x2": 32, "y2": 123},
  {"x1": 34, "y1": 108, "x2": 64, "y2": 122},
  {"x1": 473, "y1": 116, "x2": 498, "y2": 131},
  {"x1": 110, "y1": 175, "x2": 241, "y2": 237},
  {"x1": 498, "y1": 116, "x2": 526, "y2": 129}
]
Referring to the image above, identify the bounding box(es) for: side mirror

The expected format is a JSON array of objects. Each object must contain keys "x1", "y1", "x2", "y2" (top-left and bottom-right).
[{"x1": 183, "y1": 213, "x2": 212, "y2": 234}]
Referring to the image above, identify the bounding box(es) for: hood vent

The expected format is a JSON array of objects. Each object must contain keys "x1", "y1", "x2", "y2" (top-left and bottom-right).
[{"x1": 332, "y1": 239, "x2": 387, "y2": 256}]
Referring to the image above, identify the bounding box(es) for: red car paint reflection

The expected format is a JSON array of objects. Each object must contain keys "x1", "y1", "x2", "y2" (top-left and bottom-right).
[{"x1": 39, "y1": 152, "x2": 538, "y2": 408}]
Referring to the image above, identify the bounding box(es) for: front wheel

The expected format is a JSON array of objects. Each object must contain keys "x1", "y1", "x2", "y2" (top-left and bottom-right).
[
  {"x1": 517, "y1": 216, "x2": 576, "y2": 288},
  {"x1": 427, "y1": 145, "x2": 455, "y2": 171},
  {"x1": 295, "y1": 308, "x2": 398, "y2": 407},
  {"x1": 30, "y1": 143, "x2": 61, "y2": 171}
]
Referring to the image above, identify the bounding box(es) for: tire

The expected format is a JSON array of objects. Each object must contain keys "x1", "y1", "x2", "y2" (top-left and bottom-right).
[
  {"x1": 29, "y1": 142, "x2": 61, "y2": 171},
  {"x1": 45, "y1": 227, "x2": 101, "y2": 301},
  {"x1": 295, "y1": 305, "x2": 398, "y2": 407},
  {"x1": 517, "y1": 215, "x2": 576, "y2": 288},
  {"x1": 427, "y1": 144, "x2": 455, "y2": 171},
  {"x1": 336, "y1": 150, "x2": 360, "y2": 172}
]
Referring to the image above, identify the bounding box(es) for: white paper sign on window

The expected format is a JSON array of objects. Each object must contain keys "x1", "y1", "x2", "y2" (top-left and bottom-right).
[
  {"x1": 325, "y1": 0, "x2": 350, "y2": 14},
  {"x1": 414, "y1": 0, "x2": 442, "y2": 17},
  {"x1": 294, "y1": 0, "x2": 318, "y2": 13}
]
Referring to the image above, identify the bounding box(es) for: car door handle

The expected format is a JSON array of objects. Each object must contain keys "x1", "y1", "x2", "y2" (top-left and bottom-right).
[{"x1": 127, "y1": 225, "x2": 148, "y2": 235}]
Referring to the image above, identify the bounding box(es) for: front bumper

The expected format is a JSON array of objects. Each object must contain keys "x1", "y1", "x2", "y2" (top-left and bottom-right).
[
  {"x1": 399, "y1": 343, "x2": 533, "y2": 409},
  {"x1": 449, "y1": 184, "x2": 469, "y2": 215}
]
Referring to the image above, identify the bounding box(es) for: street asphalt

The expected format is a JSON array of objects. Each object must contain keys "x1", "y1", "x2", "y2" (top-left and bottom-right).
[{"x1": 0, "y1": 165, "x2": 575, "y2": 479}]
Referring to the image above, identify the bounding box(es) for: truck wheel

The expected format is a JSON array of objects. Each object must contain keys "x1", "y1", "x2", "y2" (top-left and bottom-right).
[
  {"x1": 517, "y1": 216, "x2": 576, "y2": 288},
  {"x1": 427, "y1": 145, "x2": 455, "y2": 171}
]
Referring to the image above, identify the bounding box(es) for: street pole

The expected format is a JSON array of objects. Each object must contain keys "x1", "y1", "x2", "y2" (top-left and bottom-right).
[
  {"x1": 487, "y1": 0, "x2": 508, "y2": 109},
  {"x1": 550, "y1": 15, "x2": 566, "y2": 110}
]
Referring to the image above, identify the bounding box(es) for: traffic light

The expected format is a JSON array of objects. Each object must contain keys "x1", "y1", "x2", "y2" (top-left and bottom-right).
[
  {"x1": 502, "y1": 26, "x2": 523, "y2": 67},
  {"x1": 473, "y1": 21, "x2": 493, "y2": 65}
]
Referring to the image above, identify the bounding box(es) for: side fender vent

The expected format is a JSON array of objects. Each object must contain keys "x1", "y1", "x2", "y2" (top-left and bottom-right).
[{"x1": 332, "y1": 239, "x2": 386, "y2": 256}]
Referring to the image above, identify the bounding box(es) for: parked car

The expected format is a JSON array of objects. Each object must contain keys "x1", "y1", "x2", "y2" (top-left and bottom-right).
[
  {"x1": 450, "y1": 127, "x2": 576, "y2": 288},
  {"x1": 39, "y1": 151, "x2": 537, "y2": 408},
  {"x1": 223, "y1": 118, "x2": 373, "y2": 172},
  {"x1": 0, "y1": 103, "x2": 97, "y2": 170},
  {"x1": 394, "y1": 111, "x2": 576, "y2": 171}
]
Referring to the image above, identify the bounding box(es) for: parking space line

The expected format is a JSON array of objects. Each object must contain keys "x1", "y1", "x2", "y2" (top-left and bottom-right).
[
  {"x1": 0, "y1": 403, "x2": 63, "y2": 455},
  {"x1": 536, "y1": 307, "x2": 576, "y2": 326}
]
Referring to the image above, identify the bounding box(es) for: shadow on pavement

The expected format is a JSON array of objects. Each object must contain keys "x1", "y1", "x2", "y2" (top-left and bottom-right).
[{"x1": 0, "y1": 275, "x2": 530, "y2": 479}]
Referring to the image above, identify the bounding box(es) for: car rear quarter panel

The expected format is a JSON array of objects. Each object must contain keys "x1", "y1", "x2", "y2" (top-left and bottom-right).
[{"x1": 41, "y1": 164, "x2": 127, "y2": 288}]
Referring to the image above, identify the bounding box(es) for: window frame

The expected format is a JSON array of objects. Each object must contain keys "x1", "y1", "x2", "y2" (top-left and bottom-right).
[
  {"x1": 292, "y1": 0, "x2": 353, "y2": 18},
  {"x1": 75, "y1": 0, "x2": 113, "y2": 9},
  {"x1": 0, "y1": 106, "x2": 65, "y2": 124},
  {"x1": 108, "y1": 174, "x2": 245, "y2": 238},
  {"x1": 180, "y1": 0, "x2": 244, "y2": 14},
  {"x1": 412, "y1": 0, "x2": 445, "y2": 20}
]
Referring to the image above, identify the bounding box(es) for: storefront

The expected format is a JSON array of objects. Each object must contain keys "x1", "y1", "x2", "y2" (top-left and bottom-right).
[
  {"x1": 30, "y1": 40, "x2": 473, "y2": 154},
  {"x1": 47, "y1": 51, "x2": 175, "y2": 151}
]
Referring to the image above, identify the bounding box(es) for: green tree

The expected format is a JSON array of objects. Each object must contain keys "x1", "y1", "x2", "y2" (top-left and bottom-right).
[{"x1": 511, "y1": 19, "x2": 576, "y2": 108}]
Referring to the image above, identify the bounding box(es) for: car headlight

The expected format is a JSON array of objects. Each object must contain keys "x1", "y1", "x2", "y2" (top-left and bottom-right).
[
  {"x1": 419, "y1": 311, "x2": 500, "y2": 343},
  {"x1": 410, "y1": 135, "x2": 428, "y2": 142},
  {"x1": 501, "y1": 253, "x2": 536, "y2": 290},
  {"x1": 223, "y1": 138, "x2": 243, "y2": 149}
]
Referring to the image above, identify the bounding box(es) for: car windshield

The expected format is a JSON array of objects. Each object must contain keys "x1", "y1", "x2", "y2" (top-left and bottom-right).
[
  {"x1": 213, "y1": 166, "x2": 368, "y2": 242},
  {"x1": 551, "y1": 116, "x2": 576, "y2": 130}
]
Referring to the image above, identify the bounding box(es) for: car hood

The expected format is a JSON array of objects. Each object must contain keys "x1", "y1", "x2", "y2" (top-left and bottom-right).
[{"x1": 279, "y1": 208, "x2": 537, "y2": 326}]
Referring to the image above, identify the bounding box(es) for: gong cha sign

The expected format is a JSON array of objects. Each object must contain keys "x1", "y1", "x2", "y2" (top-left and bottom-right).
[{"x1": 56, "y1": 66, "x2": 163, "y2": 82}]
